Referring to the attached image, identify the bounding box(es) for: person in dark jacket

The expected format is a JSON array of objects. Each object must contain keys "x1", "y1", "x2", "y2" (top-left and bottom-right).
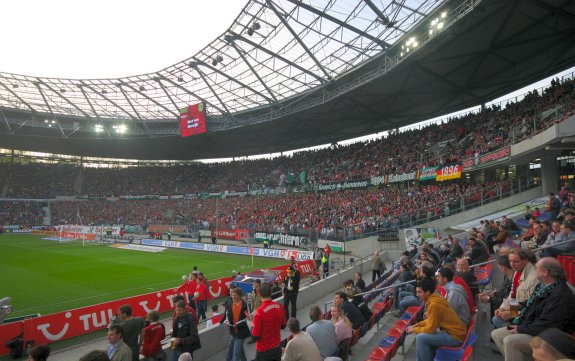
[
  {"x1": 491, "y1": 258, "x2": 575, "y2": 361},
  {"x1": 283, "y1": 266, "x2": 300, "y2": 319},
  {"x1": 171, "y1": 300, "x2": 201, "y2": 361},
  {"x1": 334, "y1": 291, "x2": 365, "y2": 330},
  {"x1": 466, "y1": 237, "x2": 489, "y2": 264}
]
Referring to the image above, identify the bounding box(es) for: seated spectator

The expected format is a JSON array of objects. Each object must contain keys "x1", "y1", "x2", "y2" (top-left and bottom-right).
[
  {"x1": 479, "y1": 255, "x2": 513, "y2": 321},
  {"x1": 530, "y1": 328, "x2": 575, "y2": 361},
  {"x1": 354, "y1": 272, "x2": 366, "y2": 292},
  {"x1": 489, "y1": 225, "x2": 509, "y2": 253},
  {"x1": 541, "y1": 221, "x2": 575, "y2": 257},
  {"x1": 466, "y1": 237, "x2": 489, "y2": 265},
  {"x1": 455, "y1": 258, "x2": 478, "y2": 297},
  {"x1": 333, "y1": 291, "x2": 364, "y2": 330},
  {"x1": 396, "y1": 266, "x2": 434, "y2": 314},
  {"x1": 492, "y1": 249, "x2": 538, "y2": 328},
  {"x1": 330, "y1": 303, "x2": 353, "y2": 343},
  {"x1": 491, "y1": 258, "x2": 575, "y2": 360},
  {"x1": 282, "y1": 318, "x2": 323, "y2": 361},
  {"x1": 306, "y1": 305, "x2": 338, "y2": 359},
  {"x1": 436, "y1": 268, "x2": 471, "y2": 326},
  {"x1": 406, "y1": 278, "x2": 467, "y2": 361}
]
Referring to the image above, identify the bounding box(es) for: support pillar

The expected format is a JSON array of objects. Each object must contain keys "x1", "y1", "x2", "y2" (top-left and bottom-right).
[{"x1": 541, "y1": 155, "x2": 559, "y2": 194}]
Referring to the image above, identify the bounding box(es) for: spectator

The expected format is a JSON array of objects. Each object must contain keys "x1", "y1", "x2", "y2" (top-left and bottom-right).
[
  {"x1": 371, "y1": 251, "x2": 384, "y2": 283},
  {"x1": 107, "y1": 324, "x2": 132, "y2": 361},
  {"x1": 530, "y1": 328, "x2": 575, "y2": 361},
  {"x1": 491, "y1": 258, "x2": 575, "y2": 360},
  {"x1": 141, "y1": 311, "x2": 166, "y2": 361},
  {"x1": 455, "y1": 258, "x2": 478, "y2": 297},
  {"x1": 479, "y1": 255, "x2": 513, "y2": 321},
  {"x1": 436, "y1": 268, "x2": 470, "y2": 326},
  {"x1": 221, "y1": 287, "x2": 251, "y2": 361},
  {"x1": 251, "y1": 283, "x2": 287, "y2": 361},
  {"x1": 171, "y1": 300, "x2": 201, "y2": 361},
  {"x1": 333, "y1": 291, "x2": 365, "y2": 330},
  {"x1": 354, "y1": 272, "x2": 366, "y2": 292},
  {"x1": 28, "y1": 345, "x2": 50, "y2": 361},
  {"x1": 79, "y1": 350, "x2": 111, "y2": 361},
  {"x1": 406, "y1": 278, "x2": 467, "y2": 361},
  {"x1": 281, "y1": 318, "x2": 323, "y2": 361},
  {"x1": 306, "y1": 305, "x2": 338, "y2": 358},
  {"x1": 492, "y1": 249, "x2": 538, "y2": 328},
  {"x1": 118, "y1": 305, "x2": 145, "y2": 361},
  {"x1": 330, "y1": 303, "x2": 353, "y2": 343},
  {"x1": 283, "y1": 266, "x2": 300, "y2": 319}
]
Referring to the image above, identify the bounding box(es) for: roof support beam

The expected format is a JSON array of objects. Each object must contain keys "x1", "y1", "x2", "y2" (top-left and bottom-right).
[
  {"x1": 157, "y1": 74, "x2": 229, "y2": 115},
  {"x1": 230, "y1": 31, "x2": 327, "y2": 84},
  {"x1": 78, "y1": 85, "x2": 101, "y2": 120},
  {"x1": 265, "y1": 0, "x2": 332, "y2": 80},
  {"x1": 80, "y1": 82, "x2": 138, "y2": 121},
  {"x1": 285, "y1": 0, "x2": 390, "y2": 49},
  {"x1": 37, "y1": 80, "x2": 91, "y2": 118},
  {"x1": 191, "y1": 57, "x2": 274, "y2": 104},
  {"x1": 193, "y1": 68, "x2": 232, "y2": 115},
  {"x1": 0, "y1": 82, "x2": 35, "y2": 112},
  {"x1": 156, "y1": 80, "x2": 181, "y2": 113},
  {"x1": 122, "y1": 83, "x2": 179, "y2": 119},
  {"x1": 227, "y1": 40, "x2": 278, "y2": 103},
  {"x1": 363, "y1": 0, "x2": 394, "y2": 27},
  {"x1": 0, "y1": 108, "x2": 12, "y2": 133}
]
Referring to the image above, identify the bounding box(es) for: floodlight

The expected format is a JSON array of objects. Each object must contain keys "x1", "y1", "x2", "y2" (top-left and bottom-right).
[
  {"x1": 139, "y1": 86, "x2": 146, "y2": 91},
  {"x1": 253, "y1": 22, "x2": 261, "y2": 30},
  {"x1": 429, "y1": 29, "x2": 434, "y2": 35},
  {"x1": 212, "y1": 58, "x2": 218, "y2": 66},
  {"x1": 413, "y1": 42, "x2": 419, "y2": 47},
  {"x1": 113, "y1": 124, "x2": 127, "y2": 134},
  {"x1": 51, "y1": 120, "x2": 56, "y2": 124},
  {"x1": 44, "y1": 120, "x2": 49, "y2": 123},
  {"x1": 247, "y1": 28, "x2": 254, "y2": 36},
  {"x1": 441, "y1": 11, "x2": 447, "y2": 18},
  {"x1": 217, "y1": 55, "x2": 224, "y2": 62},
  {"x1": 438, "y1": 22, "x2": 444, "y2": 29},
  {"x1": 95, "y1": 124, "x2": 104, "y2": 133},
  {"x1": 178, "y1": 77, "x2": 184, "y2": 82}
]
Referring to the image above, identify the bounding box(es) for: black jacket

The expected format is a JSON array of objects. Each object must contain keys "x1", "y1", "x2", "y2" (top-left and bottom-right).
[
  {"x1": 469, "y1": 243, "x2": 488, "y2": 265},
  {"x1": 516, "y1": 280, "x2": 575, "y2": 336},
  {"x1": 172, "y1": 313, "x2": 201, "y2": 354},
  {"x1": 221, "y1": 299, "x2": 251, "y2": 338},
  {"x1": 341, "y1": 300, "x2": 365, "y2": 330},
  {"x1": 283, "y1": 270, "x2": 301, "y2": 293}
]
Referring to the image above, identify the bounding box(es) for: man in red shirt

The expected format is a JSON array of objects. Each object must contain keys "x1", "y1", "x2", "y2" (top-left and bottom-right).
[
  {"x1": 141, "y1": 310, "x2": 166, "y2": 361},
  {"x1": 194, "y1": 273, "x2": 209, "y2": 320},
  {"x1": 251, "y1": 283, "x2": 286, "y2": 361}
]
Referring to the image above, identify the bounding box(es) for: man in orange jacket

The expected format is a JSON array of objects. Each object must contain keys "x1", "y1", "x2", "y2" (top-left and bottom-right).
[{"x1": 406, "y1": 278, "x2": 467, "y2": 361}]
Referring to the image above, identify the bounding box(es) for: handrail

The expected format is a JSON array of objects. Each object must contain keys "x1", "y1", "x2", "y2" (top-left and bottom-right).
[{"x1": 470, "y1": 259, "x2": 496, "y2": 268}]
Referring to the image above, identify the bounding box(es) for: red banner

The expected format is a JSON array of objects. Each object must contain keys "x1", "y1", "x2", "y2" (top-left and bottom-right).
[
  {"x1": 179, "y1": 103, "x2": 206, "y2": 137},
  {"x1": 0, "y1": 260, "x2": 315, "y2": 356},
  {"x1": 436, "y1": 164, "x2": 462, "y2": 181}
]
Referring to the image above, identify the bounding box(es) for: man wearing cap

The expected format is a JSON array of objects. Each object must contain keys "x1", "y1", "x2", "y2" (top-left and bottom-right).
[
  {"x1": 491, "y1": 258, "x2": 575, "y2": 361},
  {"x1": 530, "y1": 328, "x2": 575, "y2": 361},
  {"x1": 283, "y1": 266, "x2": 300, "y2": 319}
]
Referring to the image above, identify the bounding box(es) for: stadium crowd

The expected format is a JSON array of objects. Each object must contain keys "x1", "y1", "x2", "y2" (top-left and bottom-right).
[{"x1": 0, "y1": 76, "x2": 573, "y2": 201}]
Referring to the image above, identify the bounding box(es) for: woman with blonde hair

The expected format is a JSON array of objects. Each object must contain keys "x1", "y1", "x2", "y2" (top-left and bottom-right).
[{"x1": 330, "y1": 303, "x2": 353, "y2": 343}]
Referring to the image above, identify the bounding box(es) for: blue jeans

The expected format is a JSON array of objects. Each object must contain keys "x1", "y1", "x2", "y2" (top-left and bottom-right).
[
  {"x1": 492, "y1": 315, "x2": 509, "y2": 329},
  {"x1": 396, "y1": 291, "x2": 413, "y2": 309},
  {"x1": 197, "y1": 300, "x2": 207, "y2": 320},
  {"x1": 399, "y1": 295, "x2": 421, "y2": 313},
  {"x1": 416, "y1": 331, "x2": 462, "y2": 361},
  {"x1": 226, "y1": 335, "x2": 247, "y2": 361}
]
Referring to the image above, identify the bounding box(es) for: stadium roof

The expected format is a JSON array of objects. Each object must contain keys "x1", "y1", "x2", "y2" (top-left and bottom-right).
[{"x1": 1, "y1": 0, "x2": 575, "y2": 160}]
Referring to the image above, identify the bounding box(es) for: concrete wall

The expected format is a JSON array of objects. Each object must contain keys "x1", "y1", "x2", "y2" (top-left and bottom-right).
[
  {"x1": 413, "y1": 186, "x2": 543, "y2": 234},
  {"x1": 186, "y1": 258, "x2": 372, "y2": 360}
]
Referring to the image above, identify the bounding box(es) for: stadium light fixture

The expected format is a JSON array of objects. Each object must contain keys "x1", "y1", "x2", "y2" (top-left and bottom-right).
[
  {"x1": 441, "y1": 11, "x2": 447, "y2": 18},
  {"x1": 113, "y1": 124, "x2": 127, "y2": 134},
  {"x1": 139, "y1": 86, "x2": 146, "y2": 91},
  {"x1": 95, "y1": 124, "x2": 104, "y2": 133}
]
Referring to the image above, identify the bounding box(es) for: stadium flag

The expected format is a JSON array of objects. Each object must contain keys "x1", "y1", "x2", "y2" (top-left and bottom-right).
[{"x1": 179, "y1": 102, "x2": 206, "y2": 137}]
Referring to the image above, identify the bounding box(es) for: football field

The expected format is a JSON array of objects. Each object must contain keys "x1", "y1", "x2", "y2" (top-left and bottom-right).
[{"x1": 0, "y1": 234, "x2": 287, "y2": 317}]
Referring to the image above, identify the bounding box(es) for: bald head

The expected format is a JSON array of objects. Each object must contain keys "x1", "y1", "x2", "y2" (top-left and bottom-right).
[
  {"x1": 535, "y1": 257, "x2": 565, "y2": 284},
  {"x1": 498, "y1": 246, "x2": 511, "y2": 256},
  {"x1": 456, "y1": 258, "x2": 470, "y2": 273}
]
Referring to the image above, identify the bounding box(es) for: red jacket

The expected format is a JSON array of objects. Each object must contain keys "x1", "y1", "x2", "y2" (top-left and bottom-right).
[{"x1": 142, "y1": 322, "x2": 165, "y2": 356}]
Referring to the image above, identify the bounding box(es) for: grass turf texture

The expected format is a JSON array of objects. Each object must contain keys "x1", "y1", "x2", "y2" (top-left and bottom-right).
[{"x1": 0, "y1": 234, "x2": 287, "y2": 317}]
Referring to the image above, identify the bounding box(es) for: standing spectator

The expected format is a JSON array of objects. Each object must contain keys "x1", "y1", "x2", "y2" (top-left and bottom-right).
[
  {"x1": 194, "y1": 273, "x2": 209, "y2": 320},
  {"x1": 491, "y1": 258, "x2": 575, "y2": 360},
  {"x1": 141, "y1": 310, "x2": 166, "y2": 361},
  {"x1": 306, "y1": 305, "x2": 338, "y2": 358},
  {"x1": 118, "y1": 305, "x2": 145, "y2": 361},
  {"x1": 281, "y1": 318, "x2": 323, "y2": 361},
  {"x1": 221, "y1": 287, "x2": 251, "y2": 361},
  {"x1": 323, "y1": 244, "x2": 332, "y2": 259},
  {"x1": 406, "y1": 279, "x2": 467, "y2": 361},
  {"x1": 321, "y1": 255, "x2": 329, "y2": 278},
  {"x1": 371, "y1": 251, "x2": 384, "y2": 283},
  {"x1": 171, "y1": 300, "x2": 201, "y2": 361},
  {"x1": 251, "y1": 279, "x2": 263, "y2": 312},
  {"x1": 107, "y1": 325, "x2": 132, "y2": 361},
  {"x1": 283, "y1": 266, "x2": 300, "y2": 319},
  {"x1": 314, "y1": 248, "x2": 322, "y2": 270},
  {"x1": 333, "y1": 291, "x2": 365, "y2": 330},
  {"x1": 251, "y1": 283, "x2": 287, "y2": 361},
  {"x1": 27, "y1": 345, "x2": 50, "y2": 361}
]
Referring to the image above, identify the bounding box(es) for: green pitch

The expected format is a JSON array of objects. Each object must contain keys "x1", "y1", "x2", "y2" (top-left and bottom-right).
[{"x1": 0, "y1": 235, "x2": 287, "y2": 317}]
